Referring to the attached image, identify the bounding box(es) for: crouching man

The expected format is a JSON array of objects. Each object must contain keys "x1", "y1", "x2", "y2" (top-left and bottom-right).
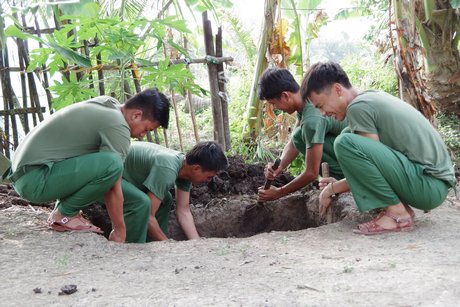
[{"x1": 121, "y1": 141, "x2": 228, "y2": 242}]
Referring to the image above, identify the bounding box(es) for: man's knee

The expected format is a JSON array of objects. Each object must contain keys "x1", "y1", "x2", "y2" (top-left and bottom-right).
[
  {"x1": 334, "y1": 133, "x2": 355, "y2": 154},
  {"x1": 100, "y1": 152, "x2": 123, "y2": 178},
  {"x1": 139, "y1": 194, "x2": 151, "y2": 216}
]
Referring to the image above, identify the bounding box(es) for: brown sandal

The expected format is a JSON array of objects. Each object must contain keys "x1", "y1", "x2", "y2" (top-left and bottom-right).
[
  {"x1": 353, "y1": 211, "x2": 414, "y2": 235},
  {"x1": 47, "y1": 212, "x2": 104, "y2": 234}
]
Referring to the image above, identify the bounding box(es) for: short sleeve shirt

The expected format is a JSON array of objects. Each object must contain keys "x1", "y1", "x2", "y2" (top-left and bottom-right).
[
  {"x1": 292, "y1": 102, "x2": 348, "y2": 155},
  {"x1": 347, "y1": 90, "x2": 455, "y2": 186},
  {"x1": 12, "y1": 96, "x2": 131, "y2": 171},
  {"x1": 122, "y1": 142, "x2": 191, "y2": 201}
]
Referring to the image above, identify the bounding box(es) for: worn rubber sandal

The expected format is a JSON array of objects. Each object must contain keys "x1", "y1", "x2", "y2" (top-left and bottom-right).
[
  {"x1": 48, "y1": 214, "x2": 104, "y2": 234},
  {"x1": 353, "y1": 211, "x2": 414, "y2": 235}
]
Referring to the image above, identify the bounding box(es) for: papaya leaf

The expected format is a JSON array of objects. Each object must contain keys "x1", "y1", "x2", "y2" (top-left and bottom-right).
[
  {"x1": 47, "y1": 41, "x2": 92, "y2": 67},
  {"x1": 4, "y1": 25, "x2": 44, "y2": 44},
  {"x1": 157, "y1": 17, "x2": 191, "y2": 33},
  {"x1": 58, "y1": 0, "x2": 100, "y2": 19},
  {"x1": 166, "y1": 39, "x2": 192, "y2": 59}
]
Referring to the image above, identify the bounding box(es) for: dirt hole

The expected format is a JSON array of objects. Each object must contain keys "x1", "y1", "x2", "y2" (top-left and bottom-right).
[
  {"x1": 168, "y1": 193, "x2": 346, "y2": 240},
  {"x1": 82, "y1": 156, "x2": 349, "y2": 240}
]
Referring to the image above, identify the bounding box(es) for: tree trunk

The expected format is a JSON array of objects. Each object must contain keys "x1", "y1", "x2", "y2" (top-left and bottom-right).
[
  {"x1": 242, "y1": 0, "x2": 277, "y2": 140},
  {"x1": 392, "y1": 0, "x2": 460, "y2": 117}
]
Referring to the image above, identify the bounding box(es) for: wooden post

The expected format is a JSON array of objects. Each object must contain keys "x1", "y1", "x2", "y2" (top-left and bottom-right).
[
  {"x1": 202, "y1": 11, "x2": 226, "y2": 149},
  {"x1": 171, "y1": 89, "x2": 184, "y2": 151},
  {"x1": 34, "y1": 16, "x2": 54, "y2": 113},
  {"x1": 94, "y1": 36, "x2": 105, "y2": 96},
  {"x1": 0, "y1": 43, "x2": 19, "y2": 154},
  {"x1": 15, "y1": 37, "x2": 30, "y2": 134},
  {"x1": 184, "y1": 38, "x2": 200, "y2": 143},
  {"x1": 215, "y1": 26, "x2": 231, "y2": 151}
]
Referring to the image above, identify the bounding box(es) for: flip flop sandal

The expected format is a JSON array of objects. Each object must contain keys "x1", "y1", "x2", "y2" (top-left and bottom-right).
[
  {"x1": 353, "y1": 211, "x2": 414, "y2": 235},
  {"x1": 48, "y1": 213, "x2": 104, "y2": 234}
]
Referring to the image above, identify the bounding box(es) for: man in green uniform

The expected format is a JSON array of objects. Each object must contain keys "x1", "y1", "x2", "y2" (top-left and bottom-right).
[
  {"x1": 121, "y1": 141, "x2": 228, "y2": 242},
  {"x1": 257, "y1": 68, "x2": 347, "y2": 201},
  {"x1": 301, "y1": 61, "x2": 456, "y2": 235},
  {"x1": 8, "y1": 89, "x2": 170, "y2": 243}
]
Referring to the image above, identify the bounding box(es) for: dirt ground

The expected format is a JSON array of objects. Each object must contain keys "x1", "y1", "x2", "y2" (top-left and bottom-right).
[{"x1": 1, "y1": 158, "x2": 460, "y2": 306}]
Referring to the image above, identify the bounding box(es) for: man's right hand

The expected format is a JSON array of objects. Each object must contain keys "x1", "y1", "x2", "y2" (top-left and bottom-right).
[
  {"x1": 318, "y1": 177, "x2": 337, "y2": 190},
  {"x1": 265, "y1": 163, "x2": 282, "y2": 180},
  {"x1": 109, "y1": 227, "x2": 126, "y2": 243}
]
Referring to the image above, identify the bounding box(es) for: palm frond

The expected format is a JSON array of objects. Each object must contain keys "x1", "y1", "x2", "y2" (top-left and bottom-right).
[{"x1": 224, "y1": 12, "x2": 256, "y2": 63}]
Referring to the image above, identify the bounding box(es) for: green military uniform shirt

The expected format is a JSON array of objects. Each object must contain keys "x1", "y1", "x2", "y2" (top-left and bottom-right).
[
  {"x1": 347, "y1": 90, "x2": 455, "y2": 187},
  {"x1": 122, "y1": 142, "x2": 191, "y2": 200},
  {"x1": 292, "y1": 102, "x2": 348, "y2": 155},
  {"x1": 11, "y1": 96, "x2": 130, "y2": 172}
]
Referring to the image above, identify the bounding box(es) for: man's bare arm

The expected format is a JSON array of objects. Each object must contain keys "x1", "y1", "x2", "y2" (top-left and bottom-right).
[
  {"x1": 175, "y1": 188, "x2": 200, "y2": 240},
  {"x1": 146, "y1": 192, "x2": 168, "y2": 241},
  {"x1": 104, "y1": 177, "x2": 126, "y2": 243}
]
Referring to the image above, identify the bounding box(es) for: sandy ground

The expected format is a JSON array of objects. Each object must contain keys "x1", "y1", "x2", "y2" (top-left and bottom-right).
[{"x1": 1, "y1": 189, "x2": 460, "y2": 307}]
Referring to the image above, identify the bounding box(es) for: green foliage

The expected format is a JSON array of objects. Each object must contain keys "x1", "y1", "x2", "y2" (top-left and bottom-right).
[
  {"x1": 224, "y1": 13, "x2": 256, "y2": 63},
  {"x1": 142, "y1": 60, "x2": 206, "y2": 96},
  {"x1": 49, "y1": 74, "x2": 97, "y2": 109},
  {"x1": 287, "y1": 154, "x2": 304, "y2": 177},
  {"x1": 254, "y1": 135, "x2": 276, "y2": 163},
  {"x1": 284, "y1": 0, "x2": 325, "y2": 73},
  {"x1": 4, "y1": 2, "x2": 204, "y2": 110},
  {"x1": 436, "y1": 112, "x2": 460, "y2": 163},
  {"x1": 341, "y1": 54, "x2": 398, "y2": 96}
]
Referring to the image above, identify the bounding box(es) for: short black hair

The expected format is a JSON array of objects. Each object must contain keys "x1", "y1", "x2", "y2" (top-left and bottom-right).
[
  {"x1": 300, "y1": 62, "x2": 352, "y2": 101},
  {"x1": 258, "y1": 68, "x2": 300, "y2": 100},
  {"x1": 186, "y1": 141, "x2": 228, "y2": 172},
  {"x1": 124, "y1": 88, "x2": 170, "y2": 129}
]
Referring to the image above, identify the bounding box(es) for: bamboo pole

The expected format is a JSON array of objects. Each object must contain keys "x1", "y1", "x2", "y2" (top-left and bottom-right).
[
  {"x1": 183, "y1": 38, "x2": 200, "y2": 143},
  {"x1": 130, "y1": 65, "x2": 154, "y2": 143},
  {"x1": 163, "y1": 129, "x2": 169, "y2": 148},
  {"x1": 33, "y1": 16, "x2": 53, "y2": 113},
  {"x1": 53, "y1": 10, "x2": 70, "y2": 82},
  {"x1": 15, "y1": 37, "x2": 30, "y2": 134},
  {"x1": 21, "y1": 31, "x2": 44, "y2": 123},
  {"x1": 6, "y1": 56, "x2": 234, "y2": 73},
  {"x1": 0, "y1": 44, "x2": 19, "y2": 154},
  {"x1": 0, "y1": 48, "x2": 11, "y2": 157},
  {"x1": 170, "y1": 89, "x2": 184, "y2": 151},
  {"x1": 94, "y1": 36, "x2": 105, "y2": 96},
  {"x1": 202, "y1": 11, "x2": 226, "y2": 149},
  {"x1": 215, "y1": 26, "x2": 231, "y2": 151},
  {"x1": 83, "y1": 40, "x2": 94, "y2": 90}
]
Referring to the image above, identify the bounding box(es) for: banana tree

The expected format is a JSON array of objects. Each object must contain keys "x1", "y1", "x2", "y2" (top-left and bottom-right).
[
  {"x1": 391, "y1": 0, "x2": 460, "y2": 118},
  {"x1": 242, "y1": 0, "x2": 326, "y2": 141}
]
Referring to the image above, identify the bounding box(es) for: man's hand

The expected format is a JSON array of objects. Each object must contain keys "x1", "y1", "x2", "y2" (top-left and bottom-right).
[
  {"x1": 265, "y1": 162, "x2": 282, "y2": 181},
  {"x1": 109, "y1": 226, "x2": 126, "y2": 243},
  {"x1": 104, "y1": 177, "x2": 126, "y2": 243},
  {"x1": 319, "y1": 185, "x2": 334, "y2": 217},
  {"x1": 258, "y1": 185, "x2": 282, "y2": 201},
  {"x1": 318, "y1": 177, "x2": 337, "y2": 190}
]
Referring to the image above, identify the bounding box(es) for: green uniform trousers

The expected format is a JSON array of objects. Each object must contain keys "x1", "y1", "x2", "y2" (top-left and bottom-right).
[
  {"x1": 12, "y1": 152, "x2": 123, "y2": 214},
  {"x1": 322, "y1": 134, "x2": 345, "y2": 180},
  {"x1": 334, "y1": 133, "x2": 450, "y2": 212},
  {"x1": 105, "y1": 182, "x2": 172, "y2": 243},
  {"x1": 292, "y1": 127, "x2": 344, "y2": 180},
  {"x1": 98, "y1": 179, "x2": 151, "y2": 243}
]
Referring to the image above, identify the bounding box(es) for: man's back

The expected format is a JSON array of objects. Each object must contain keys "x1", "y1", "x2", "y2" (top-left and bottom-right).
[{"x1": 12, "y1": 96, "x2": 130, "y2": 171}]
